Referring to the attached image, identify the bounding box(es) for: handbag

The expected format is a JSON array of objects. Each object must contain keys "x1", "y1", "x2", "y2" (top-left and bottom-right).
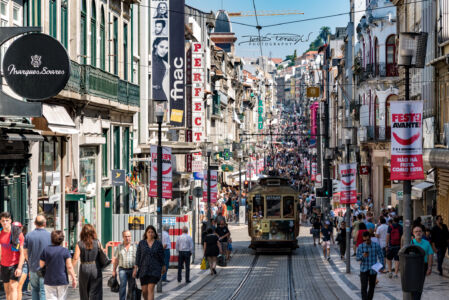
[
  {"x1": 97, "y1": 241, "x2": 112, "y2": 269},
  {"x1": 37, "y1": 266, "x2": 46, "y2": 277},
  {"x1": 336, "y1": 233, "x2": 342, "y2": 243},
  {"x1": 107, "y1": 276, "x2": 120, "y2": 293},
  {"x1": 200, "y1": 257, "x2": 207, "y2": 270}
]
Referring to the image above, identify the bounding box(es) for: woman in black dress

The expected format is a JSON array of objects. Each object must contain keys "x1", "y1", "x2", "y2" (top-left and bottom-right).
[
  {"x1": 203, "y1": 228, "x2": 222, "y2": 275},
  {"x1": 133, "y1": 225, "x2": 165, "y2": 300}
]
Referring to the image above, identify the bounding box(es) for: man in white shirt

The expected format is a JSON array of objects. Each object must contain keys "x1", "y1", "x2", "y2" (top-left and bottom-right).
[
  {"x1": 375, "y1": 216, "x2": 388, "y2": 271},
  {"x1": 162, "y1": 225, "x2": 171, "y2": 282},
  {"x1": 176, "y1": 226, "x2": 194, "y2": 283}
]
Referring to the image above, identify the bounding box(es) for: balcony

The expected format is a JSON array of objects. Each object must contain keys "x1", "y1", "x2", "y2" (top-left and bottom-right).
[{"x1": 64, "y1": 60, "x2": 140, "y2": 107}]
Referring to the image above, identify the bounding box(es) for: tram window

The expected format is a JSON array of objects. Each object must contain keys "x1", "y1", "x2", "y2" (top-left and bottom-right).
[
  {"x1": 253, "y1": 196, "x2": 264, "y2": 218},
  {"x1": 266, "y1": 195, "x2": 281, "y2": 218},
  {"x1": 283, "y1": 196, "x2": 295, "y2": 218}
]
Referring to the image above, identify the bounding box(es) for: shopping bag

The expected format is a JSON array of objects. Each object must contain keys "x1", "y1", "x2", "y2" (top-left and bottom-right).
[{"x1": 200, "y1": 257, "x2": 207, "y2": 270}]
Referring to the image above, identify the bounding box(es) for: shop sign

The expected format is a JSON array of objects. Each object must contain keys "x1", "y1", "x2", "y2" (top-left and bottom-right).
[
  {"x1": 221, "y1": 164, "x2": 234, "y2": 172},
  {"x1": 339, "y1": 163, "x2": 357, "y2": 204},
  {"x1": 2, "y1": 33, "x2": 70, "y2": 100},
  {"x1": 191, "y1": 42, "x2": 204, "y2": 142},
  {"x1": 111, "y1": 169, "x2": 126, "y2": 186},
  {"x1": 128, "y1": 216, "x2": 145, "y2": 230},
  {"x1": 192, "y1": 152, "x2": 203, "y2": 172},
  {"x1": 307, "y1": 86, "x2": 320, "y2": 98},
  {"x1": 390, "y1": 101, "x2": 424, "y2": 180},
  {"x1": 149, "y1": 145, "x2": 173, "y2": 199},
  {"x1": 223, "y1": 148, "x2": 231, "y2": 160},
  {"x1": 185, "y1": 153, "x2": 192, "y2": 172},
  {"x1": 202, "y1": 170, "x2": 218, "y2": 203},
  {"x1": 359, "y1": 165, "x2": 370, "y2": 175}
]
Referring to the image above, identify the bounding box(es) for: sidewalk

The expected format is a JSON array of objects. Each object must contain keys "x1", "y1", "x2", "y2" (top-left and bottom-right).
[{"x1": 319, "y1": 243, "x2": 449, "y2": 300}]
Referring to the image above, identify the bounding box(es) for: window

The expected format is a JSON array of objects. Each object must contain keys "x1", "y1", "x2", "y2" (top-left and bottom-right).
[
  {"x1": 91, "y1": 1, "x2": 96, "y2": 67},
  {"x1": 80, "y1": 0, "x2": 87, "y2": 64},
  {"x1": 49, "y1": 0, "x2": 57, "y2": 38},
  {"x1": 113, "y1": 16, "x2": 118, "y2": 75},
  {"x1": 374, "y1": 38, "x2": 379, "y2": 76},
  {"x1": 38, "y1": 138, "x2": 61, "y2": 198},
  {"x1": 113, "y1": 126, "x2": 120, "y2": 169},
  {"x1": 13, "y1": 6, "x2": 19, "y2": 23},
  {"x1": 252, "y1": 195, "x2": 264, "y2": 218},
  {"x1": 23, "y1": 0, "x2": 29, "y2": 26},
  {"x1": 386, "y1": 35, "x2": 398, "y2": 76},
  {"x1": 0, "y1": 1, "x2": 6, "y2": 17},
  {"x1": 123, "y1": 22, "x2": 128, "y2": 80},
  {"x1": 61, "y1": 0, "x2": 68, "y2": 48},
  {"x1": 266, "y1": 195, "x2": 281, "y2": 218},
  {"x1": 100, "y1": 8, "x2": 105, "y2": 70},
  {"x1": 386, "y1": 94, "x2": 398, "y2": 139},
  {"x1": 102, "y1": 129, "x2": 108, "y2": 177},
  {"x1": 283, "y1": 196, "x2": 294, "y2": 218}
]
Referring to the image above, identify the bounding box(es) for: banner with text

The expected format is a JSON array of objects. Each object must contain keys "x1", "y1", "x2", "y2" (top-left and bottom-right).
[
  {"x1": 149, "y1": 145, "x2": 173, "y2": 199},
  {"x1": 390, "y1": 101, "x2": 424, "y2": 180},
  {"x1": 191, "y1": 42, "x2": 204, "y2": 142},
  {"x1": 202, "y1": 170, "x2": 218, "y2": 203},
  {"x1": 339, "y1": 163, "x2": 357, "y2": 204}
]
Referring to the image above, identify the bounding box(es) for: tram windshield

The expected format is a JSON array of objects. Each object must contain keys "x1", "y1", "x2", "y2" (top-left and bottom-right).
[
  {"x1": 266, "y1": 195, "x2": 281, "y2": 217},
  {"x1": 253, "y1": 195, "x2": 264, "y2": 218},
  {"x1": 283, "y1": 196, "x2": 294, "y2": 218}
]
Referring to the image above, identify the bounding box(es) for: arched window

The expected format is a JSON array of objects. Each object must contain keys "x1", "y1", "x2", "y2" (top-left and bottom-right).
[
  {"x1": 123, "y1": 22, "x2": 128, "y2": 80},
  {"x1": 100, "y1": 8, "x2": 105, "y2": 70},
  {"x1": 49, "y1": 0, "x2": 57, "y2": 37},
  {"x1": 91, "y1": 1, "x2": 96, "y2": 67},
  {"x1": 80, "y1": 0, "x2": 87, "y2": 64},
  {"x1": 386, "y1": 35, "x2": 398, "y2": 76},
  {"x1": 374, "y1": 38, "x2": 379, "y2": 76},
  {"x1": 386, "y1": 94, "x2": 399, "y2": 139},
  {"x1": 362, "y1": 37, "x2": 366, "y2": 67},
  {"x1": 61, "y1": 0, "x2": 68, "y2": 48}
]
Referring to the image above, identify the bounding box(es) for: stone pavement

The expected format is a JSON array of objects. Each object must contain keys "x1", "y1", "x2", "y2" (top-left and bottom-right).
[{"x1": 317, "y1": 234, "x2": 449, "y2": 300}]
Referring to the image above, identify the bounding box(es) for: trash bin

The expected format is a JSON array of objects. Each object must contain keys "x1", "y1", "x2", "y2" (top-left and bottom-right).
[{"x1": 399, "y1": 245, "x2": 426, "y2": 293}]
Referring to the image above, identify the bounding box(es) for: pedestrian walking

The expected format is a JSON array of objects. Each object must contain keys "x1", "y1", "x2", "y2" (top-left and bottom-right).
[
  {"x1": 72, "y1": 224, "x2": 104, "y2": 300},
  {"x1": 386, "y1": 216, "x2": 402, "y2": 279},
  {"x1": 203, "y1": 228, "x2": 222, "y2": 275},
  {"x1": 411, "y1": 225, "x2": 434, "y2": 300},
  {"x1": 0, "y1": 211, "x2": 25, "y2": 300},
  {"x1": 133, "y1": 225, "x2": 165, "y2": 300},
  {"x1": 337, "y1": 221, "x2": 346, "y2": 260},
  {"x1": 216, "y1": 220, "x2": 231, "y2": 261},
  {"x1": 375, "y1": 217, "x2": 388, "y2": 272},
  {"x1": 356, "y1": 223, "x2": 368, "y2": 248},
  {"x1": 321, "y1": 221, "x2": 334, "y2": 261},
  {"x1": 161, "y1": 226, "x2": 171, "y2": 282},
  {"x1": 15, "y1": 222, "x2": 28, "y2": 300},
  {"x1": 311, "y1": 215, "x2": 321, "y2": 246},
  {"x1": 24, "y1": 215, "x2": 51, "y2": 300},
  {"x1": 175, "y1": 226, "x2": 193, "y2": 283},
  {"x1": 39, "y1": 230, "x2": 77, "y2": 300},
  {"x1": 356, "y1": 231, "x2": 384, "y2": 300},
  {"x1": 352, "y1": 214, "x2": 363, "y2": 256},
  {"x1": 112, "y1": 230, "x2": 137, "y2": 300},
  {"x1": 431, "y1": 215, "x2": 449, "y2": 276}
]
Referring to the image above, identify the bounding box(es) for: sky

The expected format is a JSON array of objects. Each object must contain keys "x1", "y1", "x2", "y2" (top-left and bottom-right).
[{"x1": 185, "y1": 0, "x2": 350, "y2": 60}]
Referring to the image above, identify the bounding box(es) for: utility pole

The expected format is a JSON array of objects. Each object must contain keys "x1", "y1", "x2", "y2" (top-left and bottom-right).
[
  {"x1": 156, "y1": 111, "x2": 163, "y2": 293},
  {"x1": 345, "y1": 138, "x2": 351, "y2": 274},
  {"x1": 403, "y1": 66, "x2": 412, "y2": 247}
]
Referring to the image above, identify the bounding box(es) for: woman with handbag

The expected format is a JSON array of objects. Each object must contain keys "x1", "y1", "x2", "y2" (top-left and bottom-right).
[
  {"x1": 133, "y1": 225, "x2": 165, "y2": 300},
  {"x1": 40, "y1": 230, "x2": 77, "y2": 299},
  {"x1": 72, "y1": 224, "x2": 105, "y2": 300}
]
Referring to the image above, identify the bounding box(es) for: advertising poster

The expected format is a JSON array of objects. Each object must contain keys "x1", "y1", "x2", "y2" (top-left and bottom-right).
[
  {"x1": 149, "y1": 145, "x2": 173, "y2": 199},
  {"x1": 202, "y1": 170, "x2": 218, "y2": 203},
  {"x1": 390, "y1": 101, "x2": 424, "y2": 180},
  {"x1": 339, "y1": 163, "x2": 357, "y2": 204}
]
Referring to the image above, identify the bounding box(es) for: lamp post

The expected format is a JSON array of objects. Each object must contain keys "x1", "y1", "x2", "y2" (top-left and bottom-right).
[
  {"x1": 345, "y1": 138, "x2": 351, "y2": 274},
  {"x1": 238, "y1": 150, "x2": 243, "y2": 224},
  {"x1": 155, "y1": 104, "x2": 164, "y2": 293},
  {"x1": 206, "y1": 148, "x2": 212, "y2": 228}
]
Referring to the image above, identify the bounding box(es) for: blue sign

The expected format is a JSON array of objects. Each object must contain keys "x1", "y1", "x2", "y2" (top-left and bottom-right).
[
  {"x1": 111, "y1": 169, "x2": 126, "y2": 186},
  {"x1": 163, "y1": 217, "x2": 176, "y2": 226},
  {"x1": 193, "y1": 172, "x2": 204, "y2": 180}
]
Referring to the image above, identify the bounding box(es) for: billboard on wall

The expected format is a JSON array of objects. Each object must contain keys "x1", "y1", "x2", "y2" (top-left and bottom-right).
[
  {"x1": 390, "y1": 101, "x2": 424, "y2": 180},
  {"x1": 149, "y1": 145, "x2": 173, "y2": 199},
  {"x1": 339, "y1": 163, "x2": 357, "y2": 204},
  {"x1": 150, "y1": 0, "x2": 185, "y2": 126},
  {"x1": 192, "y1": 42, "x2": 204, "y2": 142}
]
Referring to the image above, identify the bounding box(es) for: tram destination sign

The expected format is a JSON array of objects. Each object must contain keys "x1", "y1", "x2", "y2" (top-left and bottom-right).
[{"x1": 2, "y1": 33, "x2": 70, "y2": 100}]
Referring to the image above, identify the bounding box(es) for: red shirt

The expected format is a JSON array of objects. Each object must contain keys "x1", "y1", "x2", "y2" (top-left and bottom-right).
[
  {"x1": 356, "y1": 229, "x2": 368, "y2": 248},
  {"x1": 0, "y1": 230, "x2": 24, "y2": 267}
]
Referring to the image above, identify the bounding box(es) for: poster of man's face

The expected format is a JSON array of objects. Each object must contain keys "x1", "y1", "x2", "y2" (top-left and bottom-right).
[{"x1": 154, "y1": 19, "x2": 167, "y2": 36}]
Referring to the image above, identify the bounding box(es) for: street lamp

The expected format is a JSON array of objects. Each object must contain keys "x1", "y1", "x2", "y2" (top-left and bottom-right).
[
  {"x1": 155, "y1": 103, "x2": 164, "y2": 294},
  {"x1": 237, "y1": 150, "x2": 243, "y2": 224},
  {"x1": 206, "y1": 147, "x2": 212, "y2": 228},
  {"x1": 397, "y1": 32, "x2": 428, "y2": 247}
]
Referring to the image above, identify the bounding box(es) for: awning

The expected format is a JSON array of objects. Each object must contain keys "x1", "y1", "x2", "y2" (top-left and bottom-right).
[
  {"x1": 42, "y1": 104, "x2": 78, "y2": 135},
  {"x1": 2, "y1": 132, "x2": 44, "y2": 142},
  {"x1": 229, "y1": 169, "x2": 246, "y2": 178},
  {"x1": 412, "y1": 181, "x2": 436, "y2": 199}
]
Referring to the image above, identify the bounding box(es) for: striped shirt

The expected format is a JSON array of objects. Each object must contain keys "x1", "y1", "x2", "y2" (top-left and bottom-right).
[
  {"x1": 115, "y1": 243, "x2": 137, "y2": 269},
  {"x1": 356, "y1": 241, "x2": 384, "y2": 274}
]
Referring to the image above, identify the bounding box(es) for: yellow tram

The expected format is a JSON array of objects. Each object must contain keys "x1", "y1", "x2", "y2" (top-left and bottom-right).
[{"x1": 247, "y1": 176, "x2": 300, "y2": 252}]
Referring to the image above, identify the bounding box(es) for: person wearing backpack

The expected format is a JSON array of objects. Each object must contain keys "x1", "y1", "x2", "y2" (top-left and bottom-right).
[
  {"x1": 0, "y1": 211, "x2": 25, "y2": 300},
  {"x1": 386, "y1": 216, "x2": 403, "y2": 278}
]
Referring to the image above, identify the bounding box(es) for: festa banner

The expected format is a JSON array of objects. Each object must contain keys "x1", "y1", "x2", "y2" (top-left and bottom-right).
[
  {"x1": 202, "y1": 170, "x2": 218, "y2": 203},
  {"x1": 339, "y1": 163, "x2": 357, "y2": 204},
  {"x1": 311, "y1": 162, "x2": 317, "y2": 181},
  {"x1": 149, "y1": 145, "x2": 173, "y2": 199},
  {"x1": 390, "y1": 101, "x2": 424, "y2": 180}
]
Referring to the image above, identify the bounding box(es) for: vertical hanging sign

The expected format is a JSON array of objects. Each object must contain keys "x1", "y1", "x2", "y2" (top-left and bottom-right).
[
  {"x1": 192, "y1": 42, "x2": 204, "y2": 142},
  {"x1": 339, "y1": 163, "x2": 357, "y2": 204},
  {"x1": 149, "y1": 145, "x2": 173, "y2": 199},
  {"x1": 311, "y1": 162, "x2": 317, "y2": 181},
  {"x1": 390, "y1": 101, "x2": 424, "y2": 180},
  {"x1": 202, "y1": 170, "x2": 218, "y2": 203}
]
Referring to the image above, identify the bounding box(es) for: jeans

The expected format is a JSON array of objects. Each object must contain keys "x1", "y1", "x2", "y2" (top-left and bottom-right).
[
  {"x1": 119, "y1": 268, "x2": 135, "y2": 300},
  {"x1": 360, "y1": 271, "x2": 377, "y2": 300},
  {"x1": 436, "y1": 246, "x2": 447, "y2": 274},
  {"x1": 30, "y1": 271, "x2": 46, "y2": 300},
  {"x1": 177, "y1": 251, "x2": 191, "y2": 282},
  {"x1": 130, "y1": 189, "x2": 137, "y2": 211},
  {"x1": 162, "y1": 249, "x2": 170, "y2": 281}
]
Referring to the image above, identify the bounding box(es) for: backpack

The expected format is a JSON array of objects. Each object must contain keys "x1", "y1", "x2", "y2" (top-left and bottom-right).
[
  {"x1": 0, "y1": 225, "x2": 22, "y2": 252},
  {"x1": 390, "y1": 225, "x2": 401, "y2": 246}
]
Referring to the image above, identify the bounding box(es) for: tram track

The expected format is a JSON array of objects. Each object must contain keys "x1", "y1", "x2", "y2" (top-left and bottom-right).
[
  {"x1": 287, "y1": 254, "x2": 296, "y2": 300},
  {"x1": 228, "y1": 254, "x2": 260, "y2": 300}
]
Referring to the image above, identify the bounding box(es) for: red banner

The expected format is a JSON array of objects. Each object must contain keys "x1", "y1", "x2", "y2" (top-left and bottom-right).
[
  {"x1": 149, "y1": 146, "x2": 173, "y2": 199},
  {"x1": 311, "y1": 162, "x2": 317, "y2": 181},
  {"x1": 390, "y1": 101, "x2": 424, "y2": 180},
  {"x1": 339, "y1": 163, "x2": 357, "y2": 204}
]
